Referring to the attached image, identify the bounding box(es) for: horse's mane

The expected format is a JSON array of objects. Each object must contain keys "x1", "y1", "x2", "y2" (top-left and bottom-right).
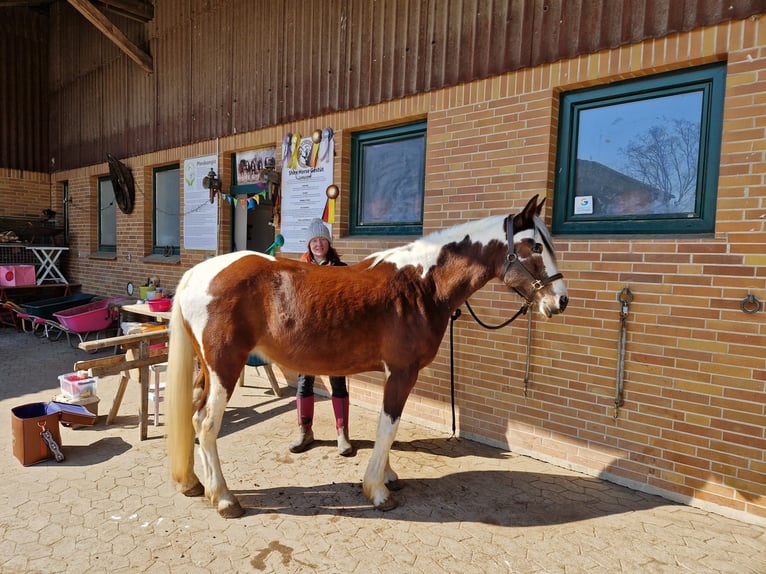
[{"x1": 365, "y1": 214, "x2": 507, "y2": 277}]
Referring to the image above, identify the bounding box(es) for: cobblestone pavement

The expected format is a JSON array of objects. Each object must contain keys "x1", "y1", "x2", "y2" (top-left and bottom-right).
[{"x1": 0, "y1": 328, "x2": 765, "y2": 573}]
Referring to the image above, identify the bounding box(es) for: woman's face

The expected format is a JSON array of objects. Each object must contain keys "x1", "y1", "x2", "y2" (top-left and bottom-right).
[{"x1": 309, "y1": 237, "x2": 330, "y2": 259}]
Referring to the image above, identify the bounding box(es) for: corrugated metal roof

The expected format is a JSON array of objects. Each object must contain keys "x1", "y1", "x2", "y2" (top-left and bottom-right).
[{"x1": 2, "y1": 0, "x2": 766, "y2": 172}]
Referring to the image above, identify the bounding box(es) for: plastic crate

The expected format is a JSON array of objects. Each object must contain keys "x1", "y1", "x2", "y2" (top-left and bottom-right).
[{"x1": 58, "y1": 372, "x2": 98, "y2": 400}]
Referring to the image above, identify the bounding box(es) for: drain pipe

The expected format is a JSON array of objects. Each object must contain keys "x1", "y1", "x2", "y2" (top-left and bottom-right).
[{"x1": 615, "y1": 287, "x2": 633, "y2": 419}]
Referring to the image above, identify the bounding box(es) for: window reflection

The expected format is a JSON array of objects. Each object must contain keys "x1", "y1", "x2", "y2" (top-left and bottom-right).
[
  {"x1": 574, "y1": 92, "x2": 702, "y2": 217},
  {"x1": 361, "y1": 138, "x2": 425, "y2": 225}
]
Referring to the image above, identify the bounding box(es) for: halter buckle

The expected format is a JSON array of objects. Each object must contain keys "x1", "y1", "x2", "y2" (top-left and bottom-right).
[{"x1": 531, "y1": 279, "x2": 543, "y2": 291}]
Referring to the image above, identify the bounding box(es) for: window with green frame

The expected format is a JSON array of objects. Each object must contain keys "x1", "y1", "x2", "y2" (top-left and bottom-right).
[
  {"x1": 153, "y1": 164, "x2": 180, "y2": 255},
  {"x1": 552, "y1": 63, "x2": 726, "y2": 235},
  {"x1": 349, "y1": 121, "x2": 426, "y2": 236},
  {"x1": 98, "y1": 176, "x2": 116, "y2": 252}
]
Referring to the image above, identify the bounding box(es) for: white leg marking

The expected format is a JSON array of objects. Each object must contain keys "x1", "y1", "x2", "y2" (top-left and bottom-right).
[
  {"x1": 363, "y1": 409, "x2": 400, "y2": 507},
  {"x1": 195, "y1": 374, "x2": 240, "y2": 513}
]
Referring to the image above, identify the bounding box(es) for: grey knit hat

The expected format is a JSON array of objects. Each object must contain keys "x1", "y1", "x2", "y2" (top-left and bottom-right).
[{"x1": 307, "y1": 218, "x2": 331, "y2": 246}]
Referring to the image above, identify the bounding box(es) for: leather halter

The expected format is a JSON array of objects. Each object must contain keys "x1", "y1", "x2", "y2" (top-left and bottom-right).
[{"x1": 502, "y1": 217, "x2": 564, "y2": 307}]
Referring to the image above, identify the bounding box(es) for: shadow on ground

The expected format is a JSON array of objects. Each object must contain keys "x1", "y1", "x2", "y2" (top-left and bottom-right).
[{"x1": 233, "y1": 467, "x2": 669, "y2": 526}]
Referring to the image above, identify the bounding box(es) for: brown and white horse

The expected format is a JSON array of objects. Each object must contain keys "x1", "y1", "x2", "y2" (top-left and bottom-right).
[{"x1": 166, "y1": 195, "x2": 568, "y2": 518}]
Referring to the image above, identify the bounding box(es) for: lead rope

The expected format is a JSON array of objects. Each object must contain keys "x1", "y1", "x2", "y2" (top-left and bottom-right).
[
  {"x1": 448, "y1": 309, "x2": 461, "y2": 438},
  {"x1": 448, "y1": 300, "x2": 531, "y2": 438},
  {"x1": 522, "y1": 309, "x2": 532, "y2": 396}
]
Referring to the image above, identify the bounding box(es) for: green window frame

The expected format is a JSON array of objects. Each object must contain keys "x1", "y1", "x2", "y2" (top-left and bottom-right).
[
  {"x1": 349, "y1": 121, "x2": 426, "y2": 236},
  {"x1": 97, "y1": 176, "x2": 116, "y2": 252},
  {"x1": 552, "y1": 63, "x2": 726, "y2": 235},
  {"x1": 153, "y1": 164, "x2": 181, "y2": 255}
]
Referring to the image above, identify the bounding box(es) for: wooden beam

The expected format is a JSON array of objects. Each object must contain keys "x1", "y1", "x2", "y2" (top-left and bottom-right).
[
  {"x1": 94, "y1": 0, "x2": 153, "y2": 23},
  {"x1": 76, "y1": 352, "x2": 168, "y2": 378},
  {"x1": 77, "y1": 328, "x2": 168, "y2": 352},
  {"x1": 67, "y1": 0, "x2": 153, "y2": 74}
]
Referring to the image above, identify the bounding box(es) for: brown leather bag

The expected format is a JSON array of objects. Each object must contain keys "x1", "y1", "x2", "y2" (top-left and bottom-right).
[
  {"x1": 11, "y1": 402, "x2": 96, "y2": 466},
  {"x1": 11, "y1": 403, "x2": 62, "y2": 466}
]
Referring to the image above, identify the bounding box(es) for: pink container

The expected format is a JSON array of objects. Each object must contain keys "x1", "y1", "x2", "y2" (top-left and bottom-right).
[
  {"x1": 148, "y1": 297, "x2": 171, "y2": 312},
  {"x1": 53, "y1": 298, "x2": 121, "y2": 333},
  {"x1": 0, "y1": 265, "x2": 36, "y2": 287}
]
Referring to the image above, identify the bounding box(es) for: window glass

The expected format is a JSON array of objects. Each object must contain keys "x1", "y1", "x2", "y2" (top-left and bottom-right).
[
  {"x1": 350, "y1": 121, "x2": 426, "y2": 235},
  {"x1": 98, "y1": 177, "x2": 116, "y2": 251},
  {"x1": 154, "y1": 165, "x2": 180, "y2": 254},
  {"x1": 553, "y1": 63, "x2": 725, "y2": 235}
]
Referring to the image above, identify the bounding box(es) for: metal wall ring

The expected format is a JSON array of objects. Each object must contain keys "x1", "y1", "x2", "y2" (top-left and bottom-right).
[
  {"x1": 740, "y1": 294, "x2": 761, "y2": 314},
  {"x1": 618, "y1": 287, "x2": 634, "y2": 304}
]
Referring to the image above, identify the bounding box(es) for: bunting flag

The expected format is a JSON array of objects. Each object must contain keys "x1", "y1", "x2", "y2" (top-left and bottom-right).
[{"x1": 218, "y1": 189, "x2": 268, "y2": 209}]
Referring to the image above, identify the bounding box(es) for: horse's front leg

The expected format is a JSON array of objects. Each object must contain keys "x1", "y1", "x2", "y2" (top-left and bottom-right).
[
  {"x1": 195, "y1": 374, "x2": 244, "y2": 518},
  {"x1": 363, "y1": 367, "x2": 418, "y2": 510}
]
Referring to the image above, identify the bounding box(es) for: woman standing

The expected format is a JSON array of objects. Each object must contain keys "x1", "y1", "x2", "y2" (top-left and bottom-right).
[{"x1": 289, "y1": 218, "x2": 354, "y2": 456}]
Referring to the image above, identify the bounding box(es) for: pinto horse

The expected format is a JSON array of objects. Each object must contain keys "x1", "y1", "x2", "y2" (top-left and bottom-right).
[{"x1": 166, "y1": 194, "x2": 568, "y2": 518}]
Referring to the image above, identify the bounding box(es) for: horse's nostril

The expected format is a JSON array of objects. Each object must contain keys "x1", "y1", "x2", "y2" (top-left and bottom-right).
[{"x1": 559, "y1": 295, "x2": 569, "y2": 311}]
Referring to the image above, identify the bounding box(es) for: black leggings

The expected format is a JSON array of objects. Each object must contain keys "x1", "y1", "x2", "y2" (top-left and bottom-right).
[{"x1": 295, "y1": 374, "x2": 348, "y2": 399}]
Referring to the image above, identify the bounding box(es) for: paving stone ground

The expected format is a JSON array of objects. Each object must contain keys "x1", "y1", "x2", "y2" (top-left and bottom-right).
[{"x1": 1, "y1": 328, "x2": 764, "y2": 573}]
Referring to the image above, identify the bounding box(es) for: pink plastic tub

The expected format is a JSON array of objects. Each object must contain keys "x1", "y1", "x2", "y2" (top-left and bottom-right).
[{"x1": 53, "y1": 298, "x2": 122, "y2": 333}]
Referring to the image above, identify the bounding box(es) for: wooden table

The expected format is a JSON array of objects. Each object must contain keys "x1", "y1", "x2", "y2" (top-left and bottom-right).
[
  {"x1": 121, "y1": 301, "x2": 282, "y2": 396},
  {"x1": 77, "y1": 303, "x2": 282, "y2": 441},
  {"x1": 119, "y1": 302, "x2": 172, "y2": 323},
  {"x1": 77, "y1": 329, "x2": 168, "y2": 441}
]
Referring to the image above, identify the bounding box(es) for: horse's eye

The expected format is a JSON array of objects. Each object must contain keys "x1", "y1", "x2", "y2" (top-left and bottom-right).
[{"x1": 532, "y1": 243, "x2": 543, "y2": 254}]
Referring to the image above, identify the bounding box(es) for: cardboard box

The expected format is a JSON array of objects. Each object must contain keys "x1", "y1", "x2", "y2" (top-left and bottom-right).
[
  {"x1": 59, "y1": 372, "x2": 98, "y2": 400},
  {"x1": 53, "y1": 394, "x2": 100, "y2": 416},
  {"x1": 0, "y1": 265, "x2": 36, "y2": 287},
  {"x1": 11, "y1": 402, "x2": 97, "y2": 466}
]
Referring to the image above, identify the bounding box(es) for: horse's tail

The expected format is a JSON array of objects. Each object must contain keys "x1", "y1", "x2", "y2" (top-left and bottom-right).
[{"x1": 166, "y1": 272, "x2": 197, "y2": 488}]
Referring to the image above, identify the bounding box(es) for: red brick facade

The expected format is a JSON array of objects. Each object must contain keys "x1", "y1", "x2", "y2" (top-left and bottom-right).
[{"x1": 2, "y1": 19, "x2": 764, "y2": 524}]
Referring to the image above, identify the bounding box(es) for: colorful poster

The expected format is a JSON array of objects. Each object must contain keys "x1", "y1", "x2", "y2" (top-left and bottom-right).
[
  {"x1": 280, "y1": 128, "x2": 334, "y2": 253},
  {"x1": 183, "y1": 154, "x2": 218, "y2": 251}
]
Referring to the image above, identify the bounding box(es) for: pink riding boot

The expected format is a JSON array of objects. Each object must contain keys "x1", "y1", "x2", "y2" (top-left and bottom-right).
[
  {"x1": 289, "y1": 395, "x2": 315, "y2": 453},
  {"x1": 332, "y1": 396, "x2": 354, "y2": 457}
]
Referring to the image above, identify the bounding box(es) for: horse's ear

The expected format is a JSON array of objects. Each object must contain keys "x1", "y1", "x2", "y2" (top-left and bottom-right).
[
  {"x1": 513, "y1": 194, "x2": 540, "y2": 233},
  {"x1": 536, "y1": 196, "x2": 546, "y2": 215}
]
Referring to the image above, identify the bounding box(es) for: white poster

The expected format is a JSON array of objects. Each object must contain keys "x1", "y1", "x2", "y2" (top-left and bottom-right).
[
  {"x1": 183, "y1": 154, "x2": 218, "y2": 251},
  {"x1": 280, "y1": 129, "x2": 335, "y2": 253}
]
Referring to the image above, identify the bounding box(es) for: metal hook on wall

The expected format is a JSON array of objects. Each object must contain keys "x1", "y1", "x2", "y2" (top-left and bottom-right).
[
  {"x1": 740, "y1": 293, "x2": 761, "y2": 315},
  {"x1": 615, "y1": 287, "x2": 634, "y2": 419}
]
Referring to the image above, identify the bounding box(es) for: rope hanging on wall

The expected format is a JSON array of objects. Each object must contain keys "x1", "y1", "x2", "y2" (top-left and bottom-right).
[{"x1": 107, "y1": 153, "x2": 136, "y2": 214}]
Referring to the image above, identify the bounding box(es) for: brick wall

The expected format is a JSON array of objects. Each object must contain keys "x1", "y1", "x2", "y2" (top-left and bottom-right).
[
  {"x1": 0, "y1": 169, "x2": 52, "y2": 218},
  {"x1": 2, "y1": 18, "x2": 763, "y2": 524}
]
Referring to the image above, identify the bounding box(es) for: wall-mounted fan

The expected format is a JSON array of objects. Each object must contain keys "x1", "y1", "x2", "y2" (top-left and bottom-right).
[{"x1": 107, "y1": 153, "x2": 136, "y2": 214}]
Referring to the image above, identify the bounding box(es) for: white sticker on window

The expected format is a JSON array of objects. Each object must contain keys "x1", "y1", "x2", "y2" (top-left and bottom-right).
[{"x1": 574, "y1": 195, "x2": 593, "y2": 215}]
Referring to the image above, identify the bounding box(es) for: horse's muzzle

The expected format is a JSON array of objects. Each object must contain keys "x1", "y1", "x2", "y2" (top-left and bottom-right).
[{"x1": 541, "y1": 295, "x2": 568, "y2": 318}]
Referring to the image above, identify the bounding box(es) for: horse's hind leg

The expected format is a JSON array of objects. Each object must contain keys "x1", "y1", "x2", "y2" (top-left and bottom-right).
[
  {"x1": 180, "y1": 370, "x2": 206, "y2": 497},
  {"x1": 194, "y1": 372, "x2": 244, "y2": 518}
]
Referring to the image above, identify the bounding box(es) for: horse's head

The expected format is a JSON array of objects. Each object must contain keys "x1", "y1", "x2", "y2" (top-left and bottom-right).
[{"x1": 502, "y1": 195, "x2": 568, "y2": 318}]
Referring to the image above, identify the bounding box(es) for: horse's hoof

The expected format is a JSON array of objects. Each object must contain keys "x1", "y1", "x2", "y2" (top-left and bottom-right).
[
  {"x1": 218, "y1": 501, "x2": 245, "y2": 519},
  {"x1": 182, "y1": 483, "x2": 205, "y2": 497},
  {"x1": 386, "y1": 479, "x2": 404, "y2": 492},
  {"x1": 375, "y1": 495, "x2": 399, "y2": 512}
]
